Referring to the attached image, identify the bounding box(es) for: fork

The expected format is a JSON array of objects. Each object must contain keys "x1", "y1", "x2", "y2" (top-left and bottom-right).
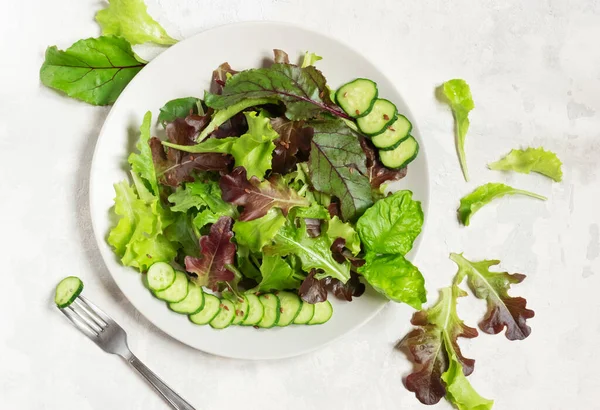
[{"x1": 60, "y1": 295, "x2": 196, "y2": 410}]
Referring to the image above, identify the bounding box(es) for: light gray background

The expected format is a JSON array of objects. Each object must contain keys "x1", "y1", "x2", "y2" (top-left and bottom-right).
[{"x1": 1, "y1": 0, "x2": 599, "y2": 409}]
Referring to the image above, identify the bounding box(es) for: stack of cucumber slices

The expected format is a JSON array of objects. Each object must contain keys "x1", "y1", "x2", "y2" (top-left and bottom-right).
[
  {"x1": 147, "y1": 262, "x2": 333, "y2": 330},
  {"x1": 336, "y1": 79, "x2": 419, "y2": 169}
]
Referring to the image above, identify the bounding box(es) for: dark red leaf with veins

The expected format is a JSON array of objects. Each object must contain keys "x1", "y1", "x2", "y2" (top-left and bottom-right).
[
  {"x1": 360, "y1": 137, "x2": 408, "y2": 189},
  {"x1": 219, "y1": 167, "x2": 309, "y2": 221},
  {"x1": 270, "y1": 118, "x2": 313, "y2": 174},
  {"x1": 298, "y1": 269, "x2": 327, "y2": 304},
  {"x1": 211, "y1": 62, "x2": 238, "y2": 95},
  {"x1": 184, "y1": 216, "x2": 236, "y2": 291}
]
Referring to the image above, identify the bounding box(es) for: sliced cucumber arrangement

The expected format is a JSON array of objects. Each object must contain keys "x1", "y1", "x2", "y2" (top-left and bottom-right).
[
  {"x1": 154, "y1": 270, "x2": 189, "y2": 303},
  {"x1": 210, "y1": 300, "x2": 236, "y2": 329},
  {"x1": 371, "y1": 115, "x2": 412, "y2": 150},
  {"x1": 147, "y1": 262, "x2": 176, "y2": 292},
  {"x1": 276, "y1": 291, "x2": 302, "y2": 326},
  {"x1": 308, "y1": 300, "x2": 333, "y2": 325},
  {"x1": 55, "y1": 276, "x2": 84, "y2": 308},
  {"x1": 356, "y1": 99, "x2": 397, "y2": 136},
  {"x1": 242, "y1": 293, "x2": 264, "y2": 326},
  {"x1": 190, "y1": 294, "x2": 221, "y2": 325},
  {"x1": 169, "y1": 282, "x2": 204, "y2": 314},
  {"x1": 292, "y1": 300, "x2": 315, "y2": 324},
  {"x1": 257, "y1": 294, "x2": 280, "y2": 328},
  {"x1": 379, "y1": 135, "x2": 419, "y2": 169},
  {"x1": 231, "y1": 295, "x2": 250, "y2": 325},
  {"x1": 336, "y1": 79, "x2": 378, "y2": 118}
]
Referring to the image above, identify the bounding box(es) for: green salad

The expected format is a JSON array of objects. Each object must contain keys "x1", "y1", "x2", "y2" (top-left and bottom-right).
[{"x1": 107, "y1": 50, "x2": 425, "y2": 329}]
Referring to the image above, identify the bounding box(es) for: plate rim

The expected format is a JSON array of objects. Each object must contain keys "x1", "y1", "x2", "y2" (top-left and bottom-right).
[{"x1": 88, "y1": 20, "x2": 431, "y2": 360}]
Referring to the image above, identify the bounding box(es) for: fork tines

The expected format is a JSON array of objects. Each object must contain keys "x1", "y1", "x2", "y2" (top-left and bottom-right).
[{"x1": 61, "y1": 296, "x2": 109, "y2": 339}]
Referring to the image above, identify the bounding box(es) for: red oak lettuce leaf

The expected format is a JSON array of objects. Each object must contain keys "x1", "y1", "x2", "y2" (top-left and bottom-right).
[
  {"x1": 325, "y1": 271, "x2": 365, "y2": 302},
  {"x1": 451, "y1": 253, "x2": 535, "y2": 340},
  {"x1": 304, "y1": 218, "x2": 322, "y2": 238},
  {"x1": 270, "y1": 117, "x2": 313, "y2": 174},
  {"x1": 298, "y1": 269, "x2": 327, "y2": 304},
  {"x1": 184, "y1": 216, "x2": 236, "y2": 291},
  {"x1": 219, "y1": 167, "x2": 309, "y2": 221},
  {"x1": 399, "y1": 286, "x2": 478, "y2": 405},
  {"x1": 273, "y1": 49, "x2": 290, "y2": 64},
  {"x1": 330, "y1": 237, "x2": 365, "y2": 267},
  {"x1": 360, "y1": 137, "x2": 408, "y2": 189},
  {"x1": 211, "y1": 62, "x2": 238, "y2": 95}
]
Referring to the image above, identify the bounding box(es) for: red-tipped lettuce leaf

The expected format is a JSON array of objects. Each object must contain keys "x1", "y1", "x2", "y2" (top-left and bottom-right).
[
  {"x1": 298, "y1": 269, "x2": 327, "y2": 304},
  {"x1": 270, "y1": 117, "x2": 313, "y2": 174}
]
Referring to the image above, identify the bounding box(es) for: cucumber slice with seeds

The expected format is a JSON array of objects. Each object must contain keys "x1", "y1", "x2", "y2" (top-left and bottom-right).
[
  {"x1": 308, "y1": 300, "x2": 333, "y2": 325},
  {"x1": 189, "y1": 294, "x2": 220, "y2": 325},
  {"x1": 55, "y1": 276, "x2": 84, "y2": 308},
  {"x1": 336, "y1": 79, "x2": 378, "y2": 118},
  {"x1": 257, "y1": 294, "x2": 280, "y2": 328},
  {"x1": 242, "y1": 294, "x2": 264, "y2": 326},
  {"x1": 169, "y1": 282, "x2": 204, "y2": 315},
  {"x1": 210, "y1": 300, "x2": 236, "y2": 329},
  {"x1": 147, "y1": 262, "x2": 175, "y2": 291},
  {"x1": 154, "y1": 270, "x2": 189, "y2": 303},
  {"x1": 231, "y1": 295, "x2": 250, "y2": 325},
  {"x1": 276, "y1": 291, "x2": 302, "y2": 326},
  {"x1": 379, "y1": 135, "x2": 419, "y2": 169},
  {"x1": 372, "y1": 115, "x2": 412, "y2": 150},
  {"x1": 357, "y1": 99, "x2": 398, "y2": 136},
  {"x1": 293, "y1": 300, "x2": 315, "y2": 324}
]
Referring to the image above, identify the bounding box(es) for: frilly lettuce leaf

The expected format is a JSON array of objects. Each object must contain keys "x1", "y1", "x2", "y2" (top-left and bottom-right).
[
  {"x1": 326, "y1": 216, "x2": 361, "y2": 256},
  {"x1": 96, "y1": 0, "x2": 177, "y2": 45},
  {"x1": 458, "y1": 183, "x2": 546, "y2": 226},
  {"x1": 442, "y1": 350, "x2": 494, "y2": 410},
  {"x1": 488, "y1": 147, "x2": 563, "y2": 182},
  {"x1": 442, "y1": 79, "x2": 474, "y2": 181},
  {"x1": 168, "y1": 179, "x2": 235, "y2": 216},
  {"x1": 233, "y1": 209, "x2": 286, "y2": 253},
  {"x1": 128, "y1": 111, "x2": 159, "y2": 195},
  {"x1": 301, "y1": 51, "x2": 323, "y2": 68}
]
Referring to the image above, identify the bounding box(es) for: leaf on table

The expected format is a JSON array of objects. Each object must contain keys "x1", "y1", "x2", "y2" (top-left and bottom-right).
[
  {"x1": 158, "y1": 97, "x2": 204, "y2": 125},
  {"x1": 250, "y1": 255, "x2": 302, "y2": 293},
  {"x1": 233, "y1": 208, "x2": 286, "y2": 252},
  {"x1": 442, "y1": 349, "x2": 494, "y2": 410},
  {"x1": 219, "y1": 167, "x2": 309, "y2": 221},
  {"x1": 95, "y1": 0, "x2": 177, "y2": 45},
  {"x1": 40, "y1": 36, "x2": 146, "y2": 105},
  {"x1": 356, "y1": 190, "x2": 423, "y2": 255},
  {"x1": 399, "y1": 286, "x2": 479, "y2": 405},
  {"x1": 128, "y1": 111, "x2": 159, "y2": 196},
  {"x1": 488, "y1": 147, "x2": 563, "y2": 182},
  {"x1": 184, "y1": 216, "x2": 236, "y2": 290},
  {"x1": 360, "y1": 137, "x2": 408, "y2": 189},
  {"x1": 270, "y1": 117, "x2": 313, "y2": 174},
  {"x1": 308, "y1": 119, "x2": 373, "y2": 221},
  {"x1": 442, "y1": 79, "x2": 474, "y2": 181},
  {"x1": 273, "y1": 49, "x2": 290, "y2": 64},
  {"x1": 451, "y1": 253, "x2": 535, "y2": 340},
  {"x1": 204, "y1": 63, "x2": 350, "y2": 121},
  {"x1": 458, "y1": 182, "x2": 547, "y2": 226}
]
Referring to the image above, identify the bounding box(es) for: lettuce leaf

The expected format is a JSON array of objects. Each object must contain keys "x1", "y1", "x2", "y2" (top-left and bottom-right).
[
  {"x1": 250, "y1": 255, "x2": 302, "y2": 293},
  {"x1": 301, "y1": 51, "x2": 323, "y2": 68},
  {"x1": 442, "y1": 79, "x2": 474, "y2": 181},
  {"x1": 451, "y1": 253, "x2": 535, "y2": 340},
  {"x1": 96, "y1": 0, "x2": 177, "y2": 45},
  {"x1": 168, "y1": 179, "x2": 235, "y2": 216},
  {"x1": 158, "y1": 97, "x2": 204, "y2": 125},
  {"x1": 356, "y1": 190, "x2": 423, "y2": 255},
  {"x1": 165, "y1": 213, "x2": 199, "y2": 257},
  {"x1": 128, "y1": 111, "x2": 158, "y2": 195},
  {"x1": 458, "y1": 183, "x2": 547, "y2": 226},
  {"x1": 442, "y1": 350, "x2": 494, "y2": 410},
  {"x1": 233, "y1": 209, "x2": 286, "y2": 252},
  {"x1": 273, "y1": 49, "x2": 290, "y2": 64},
  {"x1": 358, "y1": 252, "x2": 426, "y2": 309},
  {"x1": 270, "y1": 117, "x2": 313, "y2": 174},
  {"x1": 488, "y1": 147, "x2": 563, "y2": 182},
  {"x1": 326, "y1": 216, "x2": 361, "y2": 256},
  {"x1": 193, "y1": 209, "x2": 220, "y2": 231},
  {"x1": 40, "y1": 36, "x2": 145, "y2": 105}
]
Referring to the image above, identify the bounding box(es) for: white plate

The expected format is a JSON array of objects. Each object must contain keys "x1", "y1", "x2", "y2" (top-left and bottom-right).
[{"x1": 90, "y1": 21, "x2": 430, "y2": 360}]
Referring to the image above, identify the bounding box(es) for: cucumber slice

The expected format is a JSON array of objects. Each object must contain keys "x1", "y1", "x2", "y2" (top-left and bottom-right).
[
  {"x1": 308, "y1": 300, "x2": 333, "y2": 325},
  {"x1": 276, "y1": 292, "x2": 302, "y2": 326},
  {"x1": 154, "y1": 271, "x2": 189, "y2": 303},
  {"x1": 147, "y1": 262, "x2": 176, "y2": 291},
  {"x1": 379, "y1": 135, "x2": 419, "y2": 169},
  {"x1": 336, "y1": 79, "x2": 378, "y2": 118},
  {"x1": 356, "y1": 99, "x2": 398, "y2": 136},
  {"x1": 231, "y1": 295, "x2": 250, "y2": 325},
  {"x1": 293, "y1": 301, "x2": 315, "y2": 324},
  {"x1": 169, "y1": 283, "x2": 205, "y2": 314},
  {"x1": 210, "y1": 300, "x2": 236, "y2": 329},
  {"x1": 189, "y1": 294, "x2": 220, "y2": 325},
  {"x1": 371, "y1": 115, "x2": 412, "y2": 150},
  {"x1": 257, "y1": 294, "x2": 280, "y2": 328},
  {"x1": 55, "y1": 276, "x2": 84, "y2": 308},
  {"x1": 242, "y1": 294, "x2": 264, "y2": 326}
]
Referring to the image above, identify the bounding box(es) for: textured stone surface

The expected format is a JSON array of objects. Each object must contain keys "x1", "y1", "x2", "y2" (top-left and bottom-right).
[{"x1": 1, "y1": 0, "x2": 599, "y2": 409}]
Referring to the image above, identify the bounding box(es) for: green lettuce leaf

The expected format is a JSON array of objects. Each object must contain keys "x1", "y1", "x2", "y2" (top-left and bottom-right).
[
  {"x1": 96, "y1": 0, "x2": 177, "y2": 45},
  {"x1": 488, "y1": 147, "x2": 563, "y2": 182},
  {"x1": 358, "y1": 252, "x2": 426, "y2": 309},
  {"x1": 204, "y1": 64, "x2": 350, "y2": 121},
  {"x1": 356, "y1": 190, "x2": 423, "y2": 255},
  {"x1": 40, "y1": 36, "x2": 145, "y2": 105},
  {"x1": 158, "y1": 97, "x2": 204, "y2": 125},
  {"x1": 128, "y1": 111, "x2": 158, "y2": 195},
  {"x1": 265, "y1": 221, "x2": 350, "y2": 283},
  {"x1": 250, "y1": 255, "x2": 303, "y2": 293},
  {"x1": 193, "y1": 209, "x2": 220, "y2": 231},
  {"x1": 301, "y1": 51, "x2": 323, "y2": 68},
  {"x1": 442, "y1": 79, "x2": 474, "y2": 181},
  {"x1": 326, "y1": 216, "x2": 361, "y2": 255},
  {"x1": 233, "y1": 209, "x2": 286, "y2": 252},
  {"x1": 168, "y1": 179, "x2": 236, "y2": 216},
  {"x1": 458, "y1": 182, "x2": 547, "y2": 226},
  {"x1": 308, "y1": 119, "x2": 373, "y2": 221},
  {"x1": 442, "y1": 350, "x2": 494, "y2": 410},
  {"x1": 165, "y1": 213, "x2": 199, "y2": 257}
]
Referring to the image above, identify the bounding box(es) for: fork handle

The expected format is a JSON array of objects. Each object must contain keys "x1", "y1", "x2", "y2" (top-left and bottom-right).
[{"x1": 127, "y1": 355, "x2": 196, "y2": 410}]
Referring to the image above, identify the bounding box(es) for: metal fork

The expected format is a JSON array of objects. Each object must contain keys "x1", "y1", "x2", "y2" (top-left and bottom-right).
[{"x1": 60, "y1": 295, "x2": 196, "y2": 410}]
